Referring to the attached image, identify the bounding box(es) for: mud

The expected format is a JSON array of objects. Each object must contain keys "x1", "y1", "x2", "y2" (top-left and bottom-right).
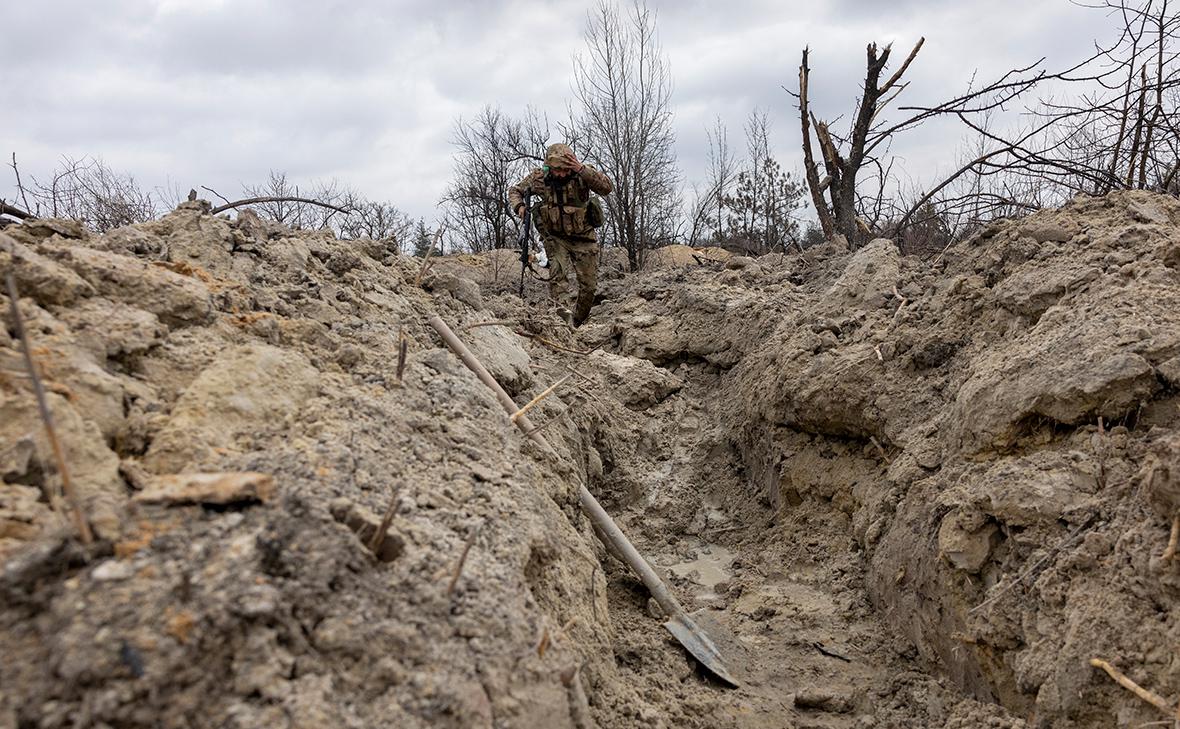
[{"x1": 2, "y1": 190, "x2": 1179, "y2": 727}]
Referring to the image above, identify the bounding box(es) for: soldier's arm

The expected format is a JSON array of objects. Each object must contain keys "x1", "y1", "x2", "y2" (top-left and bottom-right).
[
  {"x1": 578, "y1": 165, "x2": 613, "y2": 195},
  {"x1": 507, "y1": 169, "x2": 542, "y2": 216}
]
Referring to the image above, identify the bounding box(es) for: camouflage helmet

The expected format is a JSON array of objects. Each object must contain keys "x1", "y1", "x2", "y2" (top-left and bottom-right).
[{"x1": 544, "y1": 143, "x2": 575, "y2": 170}]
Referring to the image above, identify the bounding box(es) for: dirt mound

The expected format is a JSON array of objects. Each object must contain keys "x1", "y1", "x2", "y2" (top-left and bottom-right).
[
  {"x1": 2, "y1": 190, "x2": 1179, "y2": 728},
  {"x1": 0, "y1": 202, "x2": 617, "y2": 729},
  {"x1": 710, "y1": 191, "x2": 1180, "y2": 726}
]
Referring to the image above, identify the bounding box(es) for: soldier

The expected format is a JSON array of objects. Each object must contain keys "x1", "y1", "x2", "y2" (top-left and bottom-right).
[{"x1": 508, "y1": 143, "x2": 612, "y2": 326}]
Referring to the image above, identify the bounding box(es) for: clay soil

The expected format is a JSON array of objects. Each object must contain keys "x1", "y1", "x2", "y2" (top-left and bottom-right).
[{"x1": 2, "y1": 190, "x2": 1180, "y2": 728}]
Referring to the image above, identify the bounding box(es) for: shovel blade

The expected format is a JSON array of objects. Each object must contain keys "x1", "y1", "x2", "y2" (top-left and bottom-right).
[{"x1": 664, "y1": 612, "x2": 741, "y2": 688}]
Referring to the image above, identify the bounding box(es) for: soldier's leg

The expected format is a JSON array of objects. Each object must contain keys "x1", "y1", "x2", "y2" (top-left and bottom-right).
[
  {"x1": 544, "y1": 236, "x2": 575, "y2": 311},
  {"x1": 571, "y1": 249, "x2": 599, "y2": 326}
]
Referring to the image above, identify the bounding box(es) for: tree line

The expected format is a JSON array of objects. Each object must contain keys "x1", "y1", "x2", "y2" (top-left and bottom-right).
[{"x1": 5, "y1": 0, "x2": 1177, "y2": 264}]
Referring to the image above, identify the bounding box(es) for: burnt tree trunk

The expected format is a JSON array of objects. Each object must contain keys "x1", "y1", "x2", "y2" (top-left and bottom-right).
[{"x1": 799, "y1": 39, "x2": 923, "y2": 247}]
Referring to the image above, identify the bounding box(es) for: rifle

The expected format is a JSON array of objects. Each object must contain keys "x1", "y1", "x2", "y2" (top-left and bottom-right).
[{"x1": 517, "y1": 192, "x2": 533, "y2": 298}]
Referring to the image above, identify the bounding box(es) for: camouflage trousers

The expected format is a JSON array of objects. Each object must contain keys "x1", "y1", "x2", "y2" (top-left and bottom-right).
[{"x1": 542, "y1": 234, "x2": 598, "y2": 324}]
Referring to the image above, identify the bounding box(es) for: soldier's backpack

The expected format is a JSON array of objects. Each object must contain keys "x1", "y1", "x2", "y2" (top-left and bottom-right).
[{"x1": 586, "y1": 195, "x2": 605, "y2": 228}]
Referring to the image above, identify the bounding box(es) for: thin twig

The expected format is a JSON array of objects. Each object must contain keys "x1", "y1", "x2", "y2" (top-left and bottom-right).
[
  {"x1": 395, "y1": 326, "x2": 408, "y2": 386},
  {"x1": 812, "y1": 641, "x2": 853, "y2": 663},
  {"x1": 891, "y1": 285, "x2": 909, "y2": 323},
  {"x1": 415, "y1": 225, "x2": 445, "y2": 287},
  {"x1": 9, "y1": 153, "x2": 33, "y2": 214},
  {"x1": 447, "y1": 525, "x2": 480, "y2": 597},
  {"x1": 5, "y1": 274, "x2": 93, "y2": 544},
  {"x1": 511, "y1": 375, "x2": 573, "y2": 423},
  {"x1": 552, "y1": 616, "x2": 578, "y2": 646},
  {"x1": 1089, "y1": 658, "x2": 1178, "y2": 718},
  {"x1": 563, "y1": 365, "x2": 596, "y2": 385},
  {"x1": 199, "y1": 186, "x2": 232, "y2": 206},
  {"x1": 464, "y1": 320, "x2": 519, "y2": 330},
  {"x1": 969, "y1": 514, "x2": 1098, "y2": 614},
  {"x1": 701, "y1": 524, "x2": 743, "y2": 537},
  {"x1": 368, "y1": 491, "x2": 398, "y2": 556},
  {"x1": 515, "y1": 331, "x2": 595, "y2": 356}
]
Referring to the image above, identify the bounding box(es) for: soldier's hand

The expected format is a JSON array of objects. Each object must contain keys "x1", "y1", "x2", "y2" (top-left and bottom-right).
[{"x1": 559, "y1": 150, "x2": 583, "y2": 172}]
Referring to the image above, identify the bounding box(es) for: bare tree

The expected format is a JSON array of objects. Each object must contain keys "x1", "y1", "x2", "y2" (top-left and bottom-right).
[
  {"x1": 574, "y1": 0, "x2": 680, "y2": 270},
  {"x1": 687, "y1": 116, "x2": 740, "y2": 244},
  {"x1": 441, "y1": 106, "x2": 552, "y2": 253},
  {"x1": 9, "y1": 155, "x2": 160, "y2": 231},
  {"x1": 338, "y1": 198, "x2": 414, "y2": 252}
]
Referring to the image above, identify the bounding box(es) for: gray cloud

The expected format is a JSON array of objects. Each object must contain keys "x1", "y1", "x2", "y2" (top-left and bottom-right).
[{"x1": 1, "y1": 0, "x2": 1116, "y2": 224}]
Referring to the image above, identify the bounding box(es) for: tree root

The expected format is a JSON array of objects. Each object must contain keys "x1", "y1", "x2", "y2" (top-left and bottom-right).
[{"x1": 1089, "y1": 657, "x2": 1180, "y2": 720}]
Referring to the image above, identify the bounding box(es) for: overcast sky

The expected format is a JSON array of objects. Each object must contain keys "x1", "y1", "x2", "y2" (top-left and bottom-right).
[{"x1": 1, "y1": 0, "x2": 1113, "y2": 225}]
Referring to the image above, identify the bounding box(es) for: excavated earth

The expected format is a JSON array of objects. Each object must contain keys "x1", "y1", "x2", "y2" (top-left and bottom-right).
[{"x1": 1, "y1": 190, "x2": 1179, "y2": 728}]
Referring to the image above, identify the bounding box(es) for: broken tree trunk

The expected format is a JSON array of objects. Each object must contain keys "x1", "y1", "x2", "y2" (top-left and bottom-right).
[{"x1": 799, "y1": 38, "x2": 923, "y2": 247}]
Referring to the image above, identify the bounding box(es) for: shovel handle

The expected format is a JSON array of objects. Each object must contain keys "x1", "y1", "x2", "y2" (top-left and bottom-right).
[{"x1": 427, "y1": 315, "x2": 687, "y2": 620}]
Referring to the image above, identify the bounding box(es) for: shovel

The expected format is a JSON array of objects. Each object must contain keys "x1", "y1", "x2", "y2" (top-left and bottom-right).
[{"x1": 428, "y1": 316, "x2": 740, "y2": 688}]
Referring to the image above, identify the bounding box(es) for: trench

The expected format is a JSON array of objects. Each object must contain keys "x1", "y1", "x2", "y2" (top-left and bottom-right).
[{"x1": 563, "y1": 355, "x2": 1001, "y2": 728}]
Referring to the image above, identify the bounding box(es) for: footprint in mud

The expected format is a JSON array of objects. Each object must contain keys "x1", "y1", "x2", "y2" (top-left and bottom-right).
[{"x1": 669, "y1": 543, "x2": 735, "y2": 592}]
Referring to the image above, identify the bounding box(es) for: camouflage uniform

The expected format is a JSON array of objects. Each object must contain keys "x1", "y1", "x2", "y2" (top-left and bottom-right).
[{"x1": 507, "y1": 143, "x2": 612, "y2": 324}]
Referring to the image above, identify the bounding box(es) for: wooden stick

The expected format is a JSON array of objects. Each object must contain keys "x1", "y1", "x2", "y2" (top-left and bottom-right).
[
  {"x1": 447, "y1": 526, "x2": 479, "y2": 597},
  {"x1": 1089, "y1": 658, "x2": 1176, "y2": 717},
  {"x1": 5, "y1": 274, "x2": 93, "y2": 544},
  {"x1": 1162, "y1": 514, "x2": 1180, "y2": 562},
  {"x1": 510, "y1": 375, "x2": 572, "y2": 423},
  {"x1": 395, "y1": 326, "x2": 408, "y2": 385},
  {"x1": 426, "y1": 316, "x2": 741, "y2": 688},
  {"x1": 1, "y1": 201, "x2": 32, "y2": 220},
  {"x1": 560, "y1": 664, "x2": 599, "y2": 729}
]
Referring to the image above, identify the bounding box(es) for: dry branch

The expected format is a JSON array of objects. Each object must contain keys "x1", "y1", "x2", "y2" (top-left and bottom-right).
[
  {"x1": 5, "y1": 273, "x2": 93, "y2": 544},
  {"x1": 209, "y1": 196, "x2": 351, "y2": 216},
  {"x1": 1, "y1": 201, "x2": 32, "y2": 220}
]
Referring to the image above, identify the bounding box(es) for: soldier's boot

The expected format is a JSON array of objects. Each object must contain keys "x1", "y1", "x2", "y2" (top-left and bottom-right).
[{"x1": 573, "y1": 289, "x2": 594, "y2": 327}]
